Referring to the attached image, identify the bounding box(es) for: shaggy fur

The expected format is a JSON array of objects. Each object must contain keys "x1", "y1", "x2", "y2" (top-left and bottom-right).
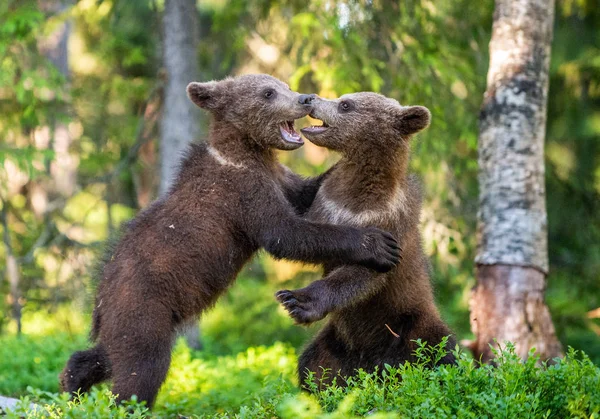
[
  {"x1": 60, "y1": 76, "x2": 400, "y2": 407},
  {"x1": 276, "y1": 92, "x2": 456, "y2": 389}
]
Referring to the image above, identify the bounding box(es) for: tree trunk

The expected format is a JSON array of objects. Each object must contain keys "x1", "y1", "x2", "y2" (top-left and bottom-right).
[
  {"x1": 470, "y1": 0, "x2": 562, "y2": 362},
  {"x1": 39, "y1": 0, "x2": 77, "y2": 198},
  {"x1": 160, "y1": 0, "x2": 203, "y2": 349},
  {"x1": 160, "y1": 0, "x2": 202, "y2": 195},
  {"x1": 1, "y1": 202, "x2": 21, "y2": 336}
]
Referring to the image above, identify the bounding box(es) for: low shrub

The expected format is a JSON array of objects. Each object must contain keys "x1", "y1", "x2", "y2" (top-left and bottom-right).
[
  {"x1": 280, "y1": 340, "x2": 600, "y2": 419},
  {"x1": 3, "y1": 337, "x2": 599, "y2": 418}
]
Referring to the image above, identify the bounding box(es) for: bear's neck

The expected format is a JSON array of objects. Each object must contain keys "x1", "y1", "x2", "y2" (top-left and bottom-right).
[
  {"x1": 323, "y1": 148, "x2": 410, "y2": 212},
  {"x1": 208, "y1": 121, "x2": 277, "y2": 169}
]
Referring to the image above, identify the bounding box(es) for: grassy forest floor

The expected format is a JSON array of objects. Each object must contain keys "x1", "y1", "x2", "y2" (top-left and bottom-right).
[{"x1": 1, "y1": 277, "x2": 599, "y2": 418}]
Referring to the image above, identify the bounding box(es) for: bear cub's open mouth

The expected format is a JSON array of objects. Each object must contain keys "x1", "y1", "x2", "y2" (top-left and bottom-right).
[
  {"x1": 279, "y1": 121, "x2": 303, "y2": 144},
  {"x1": 301, "y1": 119, "x2": 329, "y2": 135}
]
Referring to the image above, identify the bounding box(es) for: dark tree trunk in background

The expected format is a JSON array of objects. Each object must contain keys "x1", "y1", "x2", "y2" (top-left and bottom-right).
[
  {"x1": 161, "y1": 0, "x2": 203, "y2": 349},
  {"x1": 470, "y1": 0, "x2": 562, "y2": 362}
]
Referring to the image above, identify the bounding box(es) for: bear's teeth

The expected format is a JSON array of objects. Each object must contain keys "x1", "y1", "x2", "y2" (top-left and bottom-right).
[{"x1": 280, "y1": 124, "x2": 303, "y2": 143}]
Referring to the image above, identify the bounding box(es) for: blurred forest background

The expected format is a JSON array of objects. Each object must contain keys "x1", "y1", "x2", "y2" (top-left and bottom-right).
[{"x1": 0, "y1": 0, "x2": 599, "y2": 384}]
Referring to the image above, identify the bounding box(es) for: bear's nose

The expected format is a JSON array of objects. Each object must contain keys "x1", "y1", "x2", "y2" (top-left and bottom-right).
[{"x1": 298, "y1": 94, "x2": 316, "y2": 105}]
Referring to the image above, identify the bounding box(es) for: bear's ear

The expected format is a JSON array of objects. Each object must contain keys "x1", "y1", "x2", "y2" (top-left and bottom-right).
[
  {"x1": 393, "y1": 106, "x2": 431, "y2": 136},
  {"x1": 187, "y1": 81, "x2": 220, "y2": 109}
]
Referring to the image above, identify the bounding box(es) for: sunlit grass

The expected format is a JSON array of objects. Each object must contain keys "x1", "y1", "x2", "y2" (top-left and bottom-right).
[
  {"x1": 5, "y1": 305, "x2": 89, "y2": 337},
  {"x1": 3, "y1": 338, "x2": 599, "y2": 418},
  {"x1": 157, "y1": 340, "x2": 298, "y2": 415}
]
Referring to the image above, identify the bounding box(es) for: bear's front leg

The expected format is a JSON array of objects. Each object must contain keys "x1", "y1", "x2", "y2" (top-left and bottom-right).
[
  {"x1": 275, "y1": 283, "x2": 331, "y2": 325},
  {"x1": 276, "y1": 264, "x2": 390, "y2": 324}
]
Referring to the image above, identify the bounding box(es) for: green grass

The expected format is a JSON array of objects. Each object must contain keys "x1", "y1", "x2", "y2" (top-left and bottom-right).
[
  {"x1": 2, "y1": 338, "x2": 599, "y2": 418},
  {"x1": 1, "y1": 277, "x2": 599, "y2": 418}
]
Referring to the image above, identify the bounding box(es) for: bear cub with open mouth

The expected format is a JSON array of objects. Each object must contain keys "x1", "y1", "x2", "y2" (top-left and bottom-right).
[{"x1": 277, "y1": 92, "x2": 456, "y2": 389}]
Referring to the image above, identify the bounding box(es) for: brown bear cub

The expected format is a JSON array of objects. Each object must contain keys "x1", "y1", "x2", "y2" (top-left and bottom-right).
[
  {"x1": 60, "y1": 75, "x2": 400, "y2": 408},
  {"x1": 276, "y1": 92, "x2": 456, "y2": 389}
]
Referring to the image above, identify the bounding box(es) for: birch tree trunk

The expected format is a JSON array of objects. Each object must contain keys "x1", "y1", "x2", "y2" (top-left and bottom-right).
[
  {"x1": 161, "y1": 0, "x2": 203, "y2": 349},
  {"x1": 470, "y1": 0, "x2": 562, "y2": 362}
]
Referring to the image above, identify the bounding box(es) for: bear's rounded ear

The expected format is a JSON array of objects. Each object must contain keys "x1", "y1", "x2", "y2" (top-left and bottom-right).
[
  {"x1": 393, "y1": 106, "x2": 431, "y2": 136},
  {"x1": 187, "y1": 81, "x2": 219, "y2": 109}
]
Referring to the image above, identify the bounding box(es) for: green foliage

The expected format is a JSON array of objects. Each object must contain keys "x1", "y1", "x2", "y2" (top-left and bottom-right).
[
  {"x1": 0, "y1": 333, "x2": 85, "y2": 396},
  {"x1": 4, "y1": 388, "x2": 149, "y2": 419},
  {"x1": 2, "y1": 333, "x2": 599, "y2": 418},
  {"x1": 0, "y1": 0, "x2": 159, "y2": 336},
  {"x1": 156, "y1": 340, "x2": 297, "y2": 415},
  {"x1": 545, "y1": 1, "x2": 600, "y2": 360},
  {"x1": 293, "y1": 342, "x2": 600, "y2": 419},
  {"x1": 0, "y1": 0, "x2": 65, "y2": 173},
  {"x1": 200, "y1": 272, "x2": 315, "y2": 355}
]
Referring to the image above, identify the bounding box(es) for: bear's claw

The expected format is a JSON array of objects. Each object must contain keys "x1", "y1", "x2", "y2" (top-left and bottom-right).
[{"x1": 275, "y1": 289, "x2": 325, "y2": 324}]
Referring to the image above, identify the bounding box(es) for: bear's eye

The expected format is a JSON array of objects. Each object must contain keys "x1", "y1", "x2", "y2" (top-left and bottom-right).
[
  {"x1": 338, "y1": 100, "x2": 355, "y2": 113},
  {"x1": 263, "y1": 89, "x2": 277, "y2": 100}
]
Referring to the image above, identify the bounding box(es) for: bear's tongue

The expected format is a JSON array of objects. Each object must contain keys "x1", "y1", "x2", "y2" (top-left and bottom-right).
[{"x1": 279, "y1": 121, "x2": 303, "y2": 144}]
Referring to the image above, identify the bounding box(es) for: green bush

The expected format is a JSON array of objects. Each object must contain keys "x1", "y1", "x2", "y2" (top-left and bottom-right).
[
  {"x1": 4, "y1": 389, "x2": 149, "y2": 419},
  {"x1": 0, "y1": 333, "x2": 86, "y2": 396},
  {"x1": 282, "y1": 341, "x2": 600, "y2": 419},
  {"x1": 2, "y1": 339, "x2": 299, "y2": 418},
  {"x1": 2, "y1": 335, "x2": 599, "y2": 418},
  {"x1": 1, "y1": 279, "x2": 598, "y2": 418}
]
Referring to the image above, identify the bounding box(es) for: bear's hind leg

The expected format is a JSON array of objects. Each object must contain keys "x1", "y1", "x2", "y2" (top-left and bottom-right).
[
  {"x1": 108, "y1": 310, "x2": 174, "y2": 409},
  {"x1": 60, "y1": 344, "x2": 111, "y2": 395},
  {"x1": 298, "y1": 324, "x2": 345, "y2": 392},
  {"x1": 110, "y1": 337, "x2": 172, "y2": 408}
]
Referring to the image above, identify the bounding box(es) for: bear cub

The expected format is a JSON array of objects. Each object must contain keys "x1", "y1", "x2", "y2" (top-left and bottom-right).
[
  {"x1": 276, "y1": 92, "x2": 456, "y2": 389},
  {"x1": 60, "y1": 75, "x2": 400, "y2": 407}
]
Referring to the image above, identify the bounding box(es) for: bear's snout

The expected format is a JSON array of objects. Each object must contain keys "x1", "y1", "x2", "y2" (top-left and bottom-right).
[{"x1": 298, "y1": 94, "x2": 317, "y2": 106}]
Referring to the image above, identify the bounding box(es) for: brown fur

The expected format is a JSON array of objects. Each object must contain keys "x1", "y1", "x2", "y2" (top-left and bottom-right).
[
  {"x1": 59, "y1": 76, "x2": 401, "y2": 408},
  {"x1": 276, "y1": 92, "x2": 456, "y2": 389}
]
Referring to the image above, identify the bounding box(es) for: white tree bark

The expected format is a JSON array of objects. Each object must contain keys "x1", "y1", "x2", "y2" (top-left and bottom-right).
[
  {"x1": 159, "y1": 0, "x2": 202, "y2": 196},
  {"x1": 471, "y1": 0, "x2": 562, "y2": 361},
  {"x1": 160, "y1": 0, "x2": 203, "y2": 349}
]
